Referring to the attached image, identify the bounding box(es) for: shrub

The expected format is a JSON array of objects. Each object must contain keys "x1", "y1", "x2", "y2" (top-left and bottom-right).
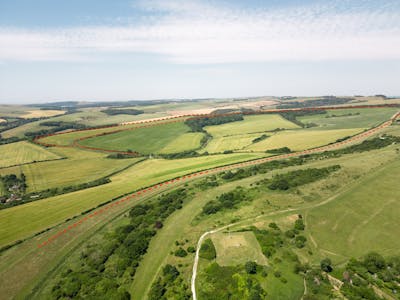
[
  {"x1": 174, "y1": 248, "x2": 188, "y2": 257},
  {"x1": 199, "y1": 239, "x2": 216, "y2": 260},
  {"x1": 245, "y1": 261, "x2": 258, "y2": 274}
]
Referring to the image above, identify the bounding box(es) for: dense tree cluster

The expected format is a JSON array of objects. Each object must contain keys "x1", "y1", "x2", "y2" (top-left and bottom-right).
[
  {"x1": 185, "y1": 114, "x2": 244, "y2": 132},
  {"x1": 148, "y1": 264, "x2": 191, "y2": 300},
  {"x1": 202, "y1": 187, "x2": 249, "y2": 215},
  {"x1": 266, "y1": 165, "x2": 341, "y2": 191},
  {"x1": 51, "y1": 188, "x2": 189, "y2": 299},
  {"x1": 277, "y1": 96, "x2": 353, "y2": 109},
  {"x1": 25, "y1": 121, "x2": 89, "y2": 138},
  {"x1": 101, "y1": 108, "x2": 144, "y2": 116},
  {"x1": 0, "y1": 174, "x2": 27, "y2": 203}
]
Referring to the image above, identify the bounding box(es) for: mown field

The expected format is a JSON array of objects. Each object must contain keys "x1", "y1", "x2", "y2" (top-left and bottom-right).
[
  {"x1": 80, "y1": 121, "x2": 199, "y2": 154},
  {"x1": 0, "y1": 148, "x2": 143, "y2": 192},
  {"x1": 0, "y1": 141, "x2": 61, "y2": 168},
  {"x1": 205, "y1": 114, "x2": 299, "y2": 137},
  {"x1": 0, "y1": 152, "x2": 264, "y2": 247}
]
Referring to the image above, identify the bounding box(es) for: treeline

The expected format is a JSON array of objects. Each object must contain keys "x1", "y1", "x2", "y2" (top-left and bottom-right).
[
  {"x1": 25, "y1": 121, "x2": 89, "y2": 138},
  {"x1": 185, "y1": 114, "x2": 243, "y2": 132},
  {"x1": 277, "y1": 96, "x2": 353, "y2": 109},
  {"x1": 265, "y1": 165, "x2": 341, "y2": 191},
  {"x1": 202, "y1": 187, "x2": 250, "y2": 215},
  {"x1": 280, "y1": 110, "x2": 325, "y2": 128},
  {"x1": 252, "y1": 134, "x2": 269, "y2": 143},
  {"x1": 51, "y1": 188, "x2": 189, "y2": 299},
  {"x1": 101, "y1": 108, "x2": 144, "y2": 116},
  {"x1": 0, "y1": 135, "x2": 22, "y2": 145}
]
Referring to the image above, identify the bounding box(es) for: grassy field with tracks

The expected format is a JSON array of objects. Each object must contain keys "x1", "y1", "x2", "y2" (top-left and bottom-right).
[
  {"x1": 0, "y1": 141, "x2": 61, "y2": 168},
  {"x1": 306, "y1": 158, "x2": 400, "y2": 262},
  {"x1": 297, "y1": 107, "x2": 399, "y2": 130}
]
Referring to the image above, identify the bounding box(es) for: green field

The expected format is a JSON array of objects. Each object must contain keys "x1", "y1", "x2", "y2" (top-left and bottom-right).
[
  {"x1": 80, "y1": 121, "x2": 195, "y2": 154},
  {"x1": 246, "y1": 128, "x2": 363, "y2": 152},
  {"x1": 205, "y1": 114, "x2": 299, "y2": 137},
  {"x1": 306, "y1": 158, "x2": 400, "y2": 261},
  {"x1": 0, "y1": 141, "x2": 61, "y2": 168},
  {"x1": 0, "y1": 148, "x2": 143, "y2": 192},
  {"x1": 297, "y1": 107, "x2": 399, "y2": 130},
  {"x1": 211, "y1": 231, "x2": 268, "y2": 266},
  {"x1": 0, "y1": 152, "x2": 264, "y2": 247}
]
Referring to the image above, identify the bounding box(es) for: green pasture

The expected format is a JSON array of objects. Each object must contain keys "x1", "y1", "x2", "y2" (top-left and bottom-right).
[
  {"x1": 0, "y1": 148, "x2": 144, "y2": 192},
  {"x1": 306, "y1": 158, "x2": 400, "y2": 262},
  {"x1": 159, "y1": 132, "x2": 204, "y2": 153},
  {"x1": 211, "y1": 231, "x2": 268, "y2": 266},
  {"x1": 0, "y1": 152, "x2": 264, "y2": 247},
  {"x1": 246, "y1": 128, "x2": 363, "y2": 152},
  {"x1": 80, "y1": 121, "x2": 194, "y2": 154},
  {"x1": 0, "y1": 141, "x2": 61, "y2": 168},
  {"x1": 205, "y1": 114, "x2": 299, "y2": 137},
  {"x1": 297, "y1": 107, "x2": 399, "y2": 130}
]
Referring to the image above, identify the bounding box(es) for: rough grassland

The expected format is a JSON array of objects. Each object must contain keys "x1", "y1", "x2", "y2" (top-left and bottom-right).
[
  {"x1": 20, "y1": 110, "x2": 65, "y2": 119},
  {"x1": 211, "y1": 231, "x2": 268, "y2": 266},
  {"x1": 0, "y1": 141, "x2": 60, "y2": 168},
  {"x1": 205, "y1": 114, "x2": 299, "y2": 137},
  {"x1": 297, "y1": 107, "x2": 399, "y2": 130},
  {"x1": 0, "y1": 152, "x2": 264, "y2": 247},
  {"x1": 80, "y1": 121, "x2": 192, "y2": 154},
  {"x1": 306, "y1": 158, "x2": 400, "y2": 261},
  {"x1": 159, "y1": 132, "x2": 205, "y2": 153},
  {"x1": 246, "y1": 128, "x2": 363, "y2": 152}
]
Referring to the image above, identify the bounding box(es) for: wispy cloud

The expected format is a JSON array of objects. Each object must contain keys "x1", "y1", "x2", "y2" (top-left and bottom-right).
[{"x1": 1, "y1": 0, "x2": 400, "y2": 63}]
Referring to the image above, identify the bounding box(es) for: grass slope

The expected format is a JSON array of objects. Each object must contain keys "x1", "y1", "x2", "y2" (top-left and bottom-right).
[
  {"x1": 306, "y1": 158, "x2": 400, "y2": 261},
  {"x1": 297, "y1": 107, "x2": 399, "y2": 130},
  {"x1": 0, "y1": 152, "x2": 264, "y2": 247},
  {"x1": 0, "y1": 142, "x2": 60, "y2": 168},
  {"x1": 159, "y1": 132, "x2": 204, "y2": 154}
]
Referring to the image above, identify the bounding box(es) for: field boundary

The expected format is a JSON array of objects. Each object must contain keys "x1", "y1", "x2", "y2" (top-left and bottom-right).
[{"x1": 32, "y1": 104, "x2": 400, "y2": 156}]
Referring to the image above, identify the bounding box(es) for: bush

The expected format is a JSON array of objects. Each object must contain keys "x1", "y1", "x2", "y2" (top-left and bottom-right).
[
  {"x1": 245, "y1": 261, "x2": 258, "y2": 274},
  {"x1": 174, "y1": 247, "x2": 188, "y2": 257},
  {"x1": 295, "y1": 235, "x2": 307, "y2": 248},
  {"x1": 199, "y1": 239, "x2": 216, "y2": 260},
  {"x1": 320, "y1": 258, "x2": 333, "y2": 272},
  {"x1": 187, "y1": 246, "x2": 196, "y2": 253}
]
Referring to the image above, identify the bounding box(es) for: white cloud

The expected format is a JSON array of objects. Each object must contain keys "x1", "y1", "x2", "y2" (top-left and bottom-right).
[{"x1": 1, "y1": 0, "x2": 400, "y2": 63}]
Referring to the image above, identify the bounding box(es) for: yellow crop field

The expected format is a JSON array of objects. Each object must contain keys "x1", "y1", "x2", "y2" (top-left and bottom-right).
[{"x1": 20, "y1": 110, "x2": 66, "y2": 119}]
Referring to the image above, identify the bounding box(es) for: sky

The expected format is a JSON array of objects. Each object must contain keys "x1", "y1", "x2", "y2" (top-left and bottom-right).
[{"x1": 0, "y1": 0, "x2": 400, "y2": 104}]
